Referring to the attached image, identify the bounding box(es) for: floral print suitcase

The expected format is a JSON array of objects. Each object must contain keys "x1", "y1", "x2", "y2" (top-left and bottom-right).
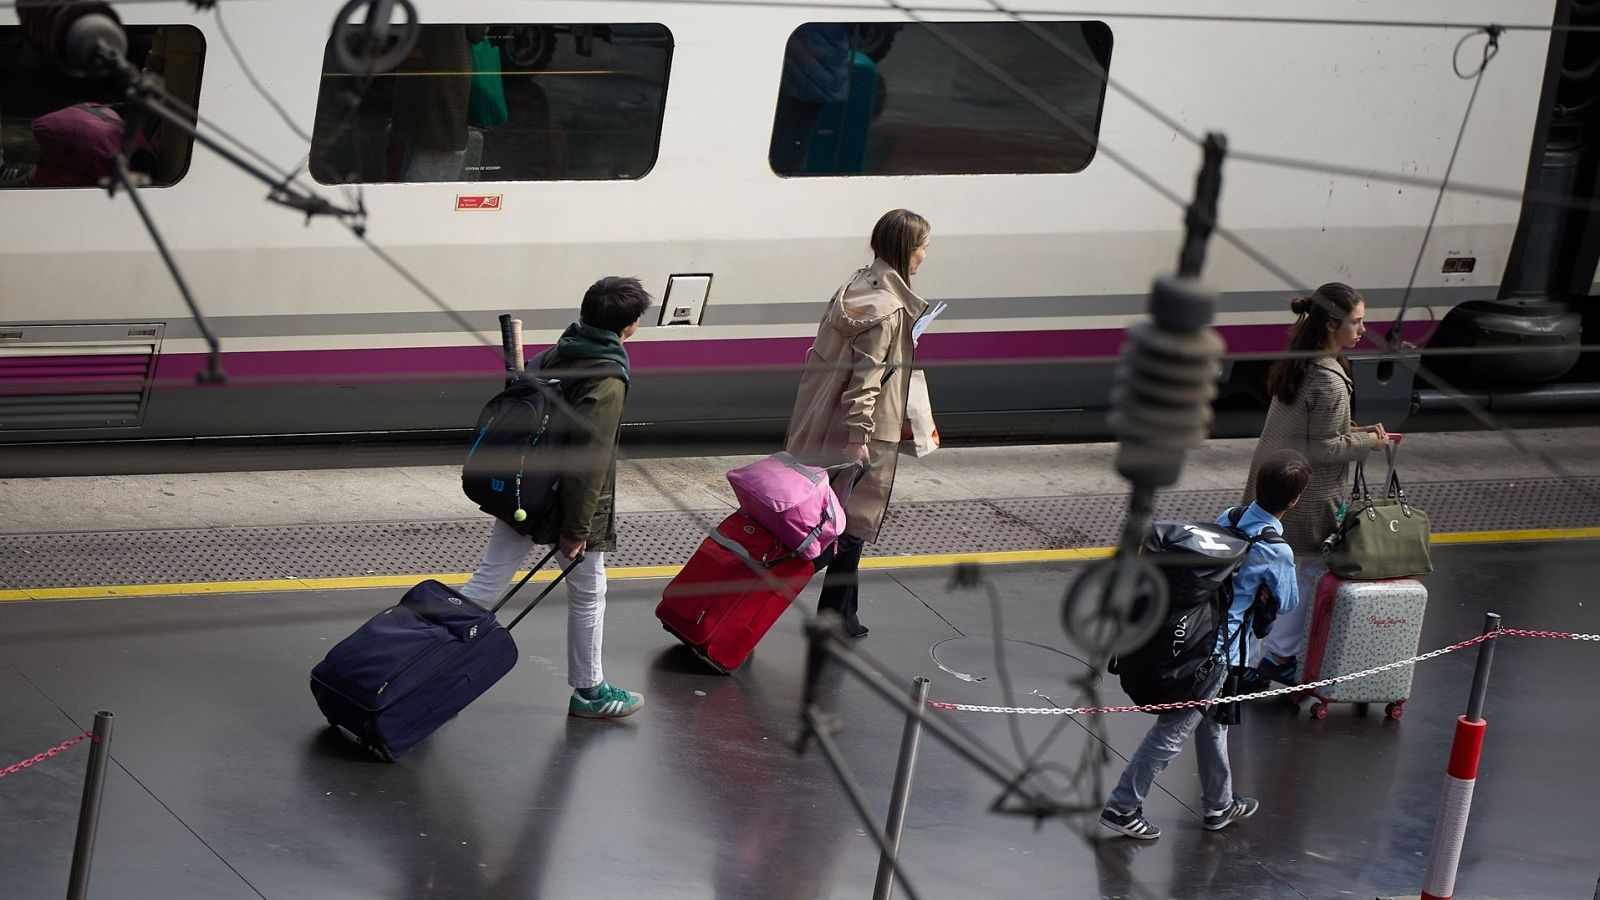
[{"x1": 1297, "y1": 573, "x2": 1428, "y2": 719}]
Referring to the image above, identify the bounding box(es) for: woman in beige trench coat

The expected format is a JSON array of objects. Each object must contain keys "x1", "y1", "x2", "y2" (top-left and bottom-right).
[
  {"x1": 1243, "y1": 282, "x2": 1392, "y2": 684},
  {"x1": 784, "y1": 209, "x2": 931, "y2": 637}
]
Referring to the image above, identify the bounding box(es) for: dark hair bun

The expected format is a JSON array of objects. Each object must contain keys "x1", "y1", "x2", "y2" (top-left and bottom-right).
[{"x1": 1290, "y1": 297, "x2": 1313, "y2": 316}]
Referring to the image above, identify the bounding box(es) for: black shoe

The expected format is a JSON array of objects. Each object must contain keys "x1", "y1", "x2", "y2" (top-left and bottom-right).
[
  {"x1": 842, "y1": 615, "x2": 869, "y2": 638},
  {"x1": 1255, "y1": 655, "x2": 1299, "y2": 686},
  {"x1": 1237, "y1": 667, "x2": 1272, "y2": 693},
  {"x1": 1203, "y1": 796, "x2": 1259, "y2": 831},
  {"x1": 1101, "y1": 807, "x2": 1161, "y2": 840}
]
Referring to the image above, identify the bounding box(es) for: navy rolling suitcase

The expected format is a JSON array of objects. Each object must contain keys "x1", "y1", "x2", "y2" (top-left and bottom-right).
[{"x1": 310, "y1": 548, "x2": 576, "y2": 761}]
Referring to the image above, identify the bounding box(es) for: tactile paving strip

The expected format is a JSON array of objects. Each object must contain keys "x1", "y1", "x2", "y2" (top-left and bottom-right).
[
  {"x1": 3, "y1": 477, "x2": 1598, "y2": 589},
  {"x1": 0, "y1": 529, "x2": 282, "y2": 588},
  {"x1": 229, "y1": 520, "x2": 497, "y2": 580}
]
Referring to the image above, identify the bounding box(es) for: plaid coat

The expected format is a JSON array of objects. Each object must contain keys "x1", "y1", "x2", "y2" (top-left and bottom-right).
[{"x1": 1242, "y1": 359, "x2": 1377, "y2": 555}]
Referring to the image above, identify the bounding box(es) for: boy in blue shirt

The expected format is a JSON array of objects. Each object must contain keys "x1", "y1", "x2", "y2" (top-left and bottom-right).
[{"x1": 1101, "y1": 449, "x2": 1310, "y2": 839}]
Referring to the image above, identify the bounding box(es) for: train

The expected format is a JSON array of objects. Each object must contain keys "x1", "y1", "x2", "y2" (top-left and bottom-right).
[{"x1": 1, "y1": 0, "x2": 1595, "y2": 450}]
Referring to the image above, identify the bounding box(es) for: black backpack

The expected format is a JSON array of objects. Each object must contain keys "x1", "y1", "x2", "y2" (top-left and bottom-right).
[
  {"x1": 461, "y1": 352, "x2": 625, "y2": 535},
  {"x1": 1110, "y1": 508, "x2": 1284, "y2": 710}
]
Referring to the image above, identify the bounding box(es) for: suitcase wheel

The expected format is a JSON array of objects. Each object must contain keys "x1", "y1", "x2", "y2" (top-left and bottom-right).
[
  {"x1": 1310, "y1": 701, "x2": 1329, "y2": 720},
  {"x1": 1385, "y1": 701, "x2": 1404, "y2": 720}
]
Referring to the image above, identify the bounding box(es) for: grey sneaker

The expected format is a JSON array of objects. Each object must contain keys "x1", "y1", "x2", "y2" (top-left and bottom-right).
[
  {"x1": 1203, "y1": 795, "x2": 1259, "y2": 831},
  {"x1": 1101, "y1": 807, "x2": 1161, "y2": 840}
]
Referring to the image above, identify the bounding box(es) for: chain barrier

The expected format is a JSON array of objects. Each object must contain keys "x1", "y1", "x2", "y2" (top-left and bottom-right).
[
  {"x1": 0, "y1": 732, "x2": 94, "y2": 780},
  {"x1": 928, "y1": 627, "x2": 1600, "y2": 716}
]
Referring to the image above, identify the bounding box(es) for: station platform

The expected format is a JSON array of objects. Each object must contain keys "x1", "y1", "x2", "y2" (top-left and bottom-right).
[
  {"x1": 4, "y1": 428, "x2": 1600, "y2": 600},
  {"x1": 3, "y1": 430, "x2": 1600, "y2": 899}
]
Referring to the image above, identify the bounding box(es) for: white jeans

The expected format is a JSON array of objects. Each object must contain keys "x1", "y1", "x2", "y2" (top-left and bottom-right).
[
  {"x1": 1262, "y1": 559, "x2": 1328, "y2": 662},
  {"x1": 458, "y1": 519, "x2": 607, "y2": 690}
]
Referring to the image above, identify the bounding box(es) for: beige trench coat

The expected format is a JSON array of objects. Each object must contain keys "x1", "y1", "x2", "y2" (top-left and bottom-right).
[{"x1": 784, "y1": 258, "x2": 929, "y2": 543}]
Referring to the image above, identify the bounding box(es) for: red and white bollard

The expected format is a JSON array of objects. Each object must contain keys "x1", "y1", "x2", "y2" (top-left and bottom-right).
[{"x1": 1420, "y1": 612, "x2": 1499, "y2": 900}]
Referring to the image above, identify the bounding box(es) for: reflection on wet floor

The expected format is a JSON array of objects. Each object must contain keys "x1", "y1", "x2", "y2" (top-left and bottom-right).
[{"x1": 1, "y1": 542, "x2": 1598, "y2": 898}]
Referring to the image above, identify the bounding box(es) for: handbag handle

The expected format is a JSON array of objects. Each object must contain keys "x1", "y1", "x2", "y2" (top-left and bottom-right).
[
  {"x1": 1349, "y1": 456, "x2": 1372, "y2": 502},
  {"x1": 1381, "y1": 443, "x2": 1417, "y2": 518}
]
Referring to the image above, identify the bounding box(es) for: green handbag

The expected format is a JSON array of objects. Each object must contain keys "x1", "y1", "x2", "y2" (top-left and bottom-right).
[
  {"x1": 1323, "y1": 448, "x2": 1433, "y2": 579},
  {"x1": 468, "y1": 39, "x2": 509, "y2": 129}
]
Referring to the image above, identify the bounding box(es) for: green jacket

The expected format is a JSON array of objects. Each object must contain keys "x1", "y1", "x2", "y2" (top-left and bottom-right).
[{"x1": 528, "y1": 323, "x2": 629, "y2": 552}]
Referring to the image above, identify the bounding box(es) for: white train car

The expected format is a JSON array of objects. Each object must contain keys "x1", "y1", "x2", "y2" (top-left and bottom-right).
[{"x1": 0, "y1": 0, "x2": 1587, "y2": 445}]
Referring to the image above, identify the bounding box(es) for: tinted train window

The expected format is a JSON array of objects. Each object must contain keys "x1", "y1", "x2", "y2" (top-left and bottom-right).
[
  {"x1": 310, "y1": 24, "x2": 673, "y2": 184},
  {"x1": 0, "y1": 25, "x2": 205, "y2": 189},
  {"x1": 770, "y1": 21, "x2": 1111, "y2": 176}
]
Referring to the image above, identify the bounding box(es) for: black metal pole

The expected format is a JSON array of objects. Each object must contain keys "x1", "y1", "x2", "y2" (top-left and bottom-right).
[
  {"x1": 811, "y1": 626, "x2": 1061, "y2": 818},
  {"x1": 873, "y1": 676, "x2": 930, "y2": 900},
  {"x1": 101, "y1": 47, "x2": 356, "y2": 220},
  {"x1": 66, "y1": 711, "x2": 114, "y2": 900},
  {"x1": 110, "y1": 158, "x2": 225, "y2": 384},
  {"x1": 1465, "y1": 612, "x2": 1501, "y2": 723},
  {"x1": 802, "y1": 706, "x2": 923, "y2": 900}
]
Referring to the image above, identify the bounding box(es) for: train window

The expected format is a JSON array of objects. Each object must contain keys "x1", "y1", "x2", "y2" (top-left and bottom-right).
[
  {"x1": 770, "y1": 21, "x2": 1111, "y2": 176},
  {"x1": 310, "y1": 24, "x2": 673, "y2": 184},
  {"x1": 0, "y1": 25, "x2": 206, "y2": 190}
]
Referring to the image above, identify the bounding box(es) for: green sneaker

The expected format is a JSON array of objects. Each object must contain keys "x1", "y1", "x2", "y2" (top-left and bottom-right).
[{"x1": 568, "y1": 682, "x2": 645, "y2": 719}]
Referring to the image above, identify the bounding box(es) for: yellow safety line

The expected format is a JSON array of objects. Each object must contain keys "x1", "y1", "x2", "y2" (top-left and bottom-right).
[
  {"x1": 1429, "y1": 526, "x2": 1600, "y2": 544},
  {"x1": 1, "y1": 528, "x2": 1596, "y2": 603}
]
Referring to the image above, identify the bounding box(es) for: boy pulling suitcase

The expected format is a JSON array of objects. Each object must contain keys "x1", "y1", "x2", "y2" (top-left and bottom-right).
[
  {"x1": 1101, "y1": 450, "x2": 1310, "y2": 839},
  {"x1": 458, "y1": 276, "x2": 653, "y2": 719}
]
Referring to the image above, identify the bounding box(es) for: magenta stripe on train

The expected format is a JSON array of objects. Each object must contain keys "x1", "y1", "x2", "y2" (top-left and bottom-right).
[{"x1": 147, "y1": 323, "x2": 1434, "y2": 384}]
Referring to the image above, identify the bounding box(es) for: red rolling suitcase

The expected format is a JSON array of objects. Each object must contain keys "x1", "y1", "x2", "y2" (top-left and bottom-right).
[{"x1": 656, "y1": 512, "x2": 816, "y2": 673}]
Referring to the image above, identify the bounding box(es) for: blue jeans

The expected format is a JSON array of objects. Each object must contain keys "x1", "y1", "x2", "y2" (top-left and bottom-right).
[{"x1": 1106, "y1": 665, "x2": 1232, "y2": 815}]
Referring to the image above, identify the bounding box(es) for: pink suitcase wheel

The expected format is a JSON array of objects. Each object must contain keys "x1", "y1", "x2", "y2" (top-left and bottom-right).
[
  {"x1": 1385, "y1": 702, "x2": 1404, "y2": 720},
  {"x1": 1311, "y1": 702, "x2": 1329, "y2": 720}
]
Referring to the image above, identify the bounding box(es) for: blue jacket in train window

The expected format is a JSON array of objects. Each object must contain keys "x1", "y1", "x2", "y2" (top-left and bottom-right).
[{"x1": 772, "y1": 25, "x2": 877, "y2": 174}]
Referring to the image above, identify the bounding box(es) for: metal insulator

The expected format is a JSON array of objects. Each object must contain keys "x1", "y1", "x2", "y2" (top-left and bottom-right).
[{"x1": 1108, "y1": 274, "x2": 1224, "y2": 490}]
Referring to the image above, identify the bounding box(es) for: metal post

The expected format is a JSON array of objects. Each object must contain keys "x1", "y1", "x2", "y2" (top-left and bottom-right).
[
  {"x1": 67, "y1": 711, "x2": 114, "y2": 900},
  {"x1": 1420, "y1": 613, "x2": 1500, "y2": 900},
  {"x1": 873, "y1": 677, "x2": 930, "y2": 900},
  {"x1": 1464, "y1": 612, "x2": 1500, "y2": 723}
]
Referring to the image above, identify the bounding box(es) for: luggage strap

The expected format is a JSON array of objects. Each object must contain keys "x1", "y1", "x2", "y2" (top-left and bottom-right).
[{"x1": 710, "y1": 529, "x2": 798, "y2": 569}]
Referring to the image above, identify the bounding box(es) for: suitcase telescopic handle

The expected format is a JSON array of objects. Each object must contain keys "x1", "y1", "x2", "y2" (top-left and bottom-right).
[{"x1": 497, "y1": 549, "x2": 587, "y2": 632}]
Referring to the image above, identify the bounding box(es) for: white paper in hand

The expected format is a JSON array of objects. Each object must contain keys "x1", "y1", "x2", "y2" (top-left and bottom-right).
[{"x1": 912, "y1": 301, "x2": 948, "y2": 342}]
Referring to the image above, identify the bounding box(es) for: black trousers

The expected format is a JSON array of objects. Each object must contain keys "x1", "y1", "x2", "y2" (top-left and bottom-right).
[{"x1": 816, "y1": 533, "x2": 865, "y2": 625}]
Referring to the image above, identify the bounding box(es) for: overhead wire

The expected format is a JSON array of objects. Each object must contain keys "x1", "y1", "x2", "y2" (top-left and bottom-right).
[
  {"x1": 1390, "y1": 27, "x2": 1501, "y2": 349},
  {"x1": 914, "y1": 1, "x2": 1600, "y2": 511},
  {"x1": 9, "y1": 3, "x2": 1600, "y2": 876}
]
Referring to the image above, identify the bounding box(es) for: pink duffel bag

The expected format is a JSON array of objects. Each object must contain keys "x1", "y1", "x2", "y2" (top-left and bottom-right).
[
  {"x1": 725, "y1": 452, "x2": 847, "y2": 560},
  {"x1": 30, "y1": 103, "x2": 153, "y2": 188}
]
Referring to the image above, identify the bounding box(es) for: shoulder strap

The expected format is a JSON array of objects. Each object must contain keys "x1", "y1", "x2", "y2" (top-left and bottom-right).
[
  {"x1": 1252, "y1": 527, "x2": 1285, "y2": 545},
  {"x1": 1228, "y1": 506, "x2": 1286, "y2": 546}
]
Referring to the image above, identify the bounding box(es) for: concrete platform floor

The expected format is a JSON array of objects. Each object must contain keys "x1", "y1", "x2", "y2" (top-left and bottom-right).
[
  {"x1": 5, "y1": 428, "x2": 1599, "y2": 535},
  {"x1": 2, "y1": 542, "x2": 1597, "y2": 899}
]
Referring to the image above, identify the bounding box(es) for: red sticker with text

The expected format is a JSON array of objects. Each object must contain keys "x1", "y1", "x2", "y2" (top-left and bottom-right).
[{"x1": 456, "y1": 195, "x2": 502, "y2": 211}]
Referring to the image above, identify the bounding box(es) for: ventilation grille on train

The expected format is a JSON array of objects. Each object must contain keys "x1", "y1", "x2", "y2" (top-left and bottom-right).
[{"x1": 0, "y1": 324, "x2": 162, "y2": 430}]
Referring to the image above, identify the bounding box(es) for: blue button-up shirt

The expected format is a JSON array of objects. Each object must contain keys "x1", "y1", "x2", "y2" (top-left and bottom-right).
[{"x1": 1213, "y1": 503, "x2": 1298, "y2": 665}]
